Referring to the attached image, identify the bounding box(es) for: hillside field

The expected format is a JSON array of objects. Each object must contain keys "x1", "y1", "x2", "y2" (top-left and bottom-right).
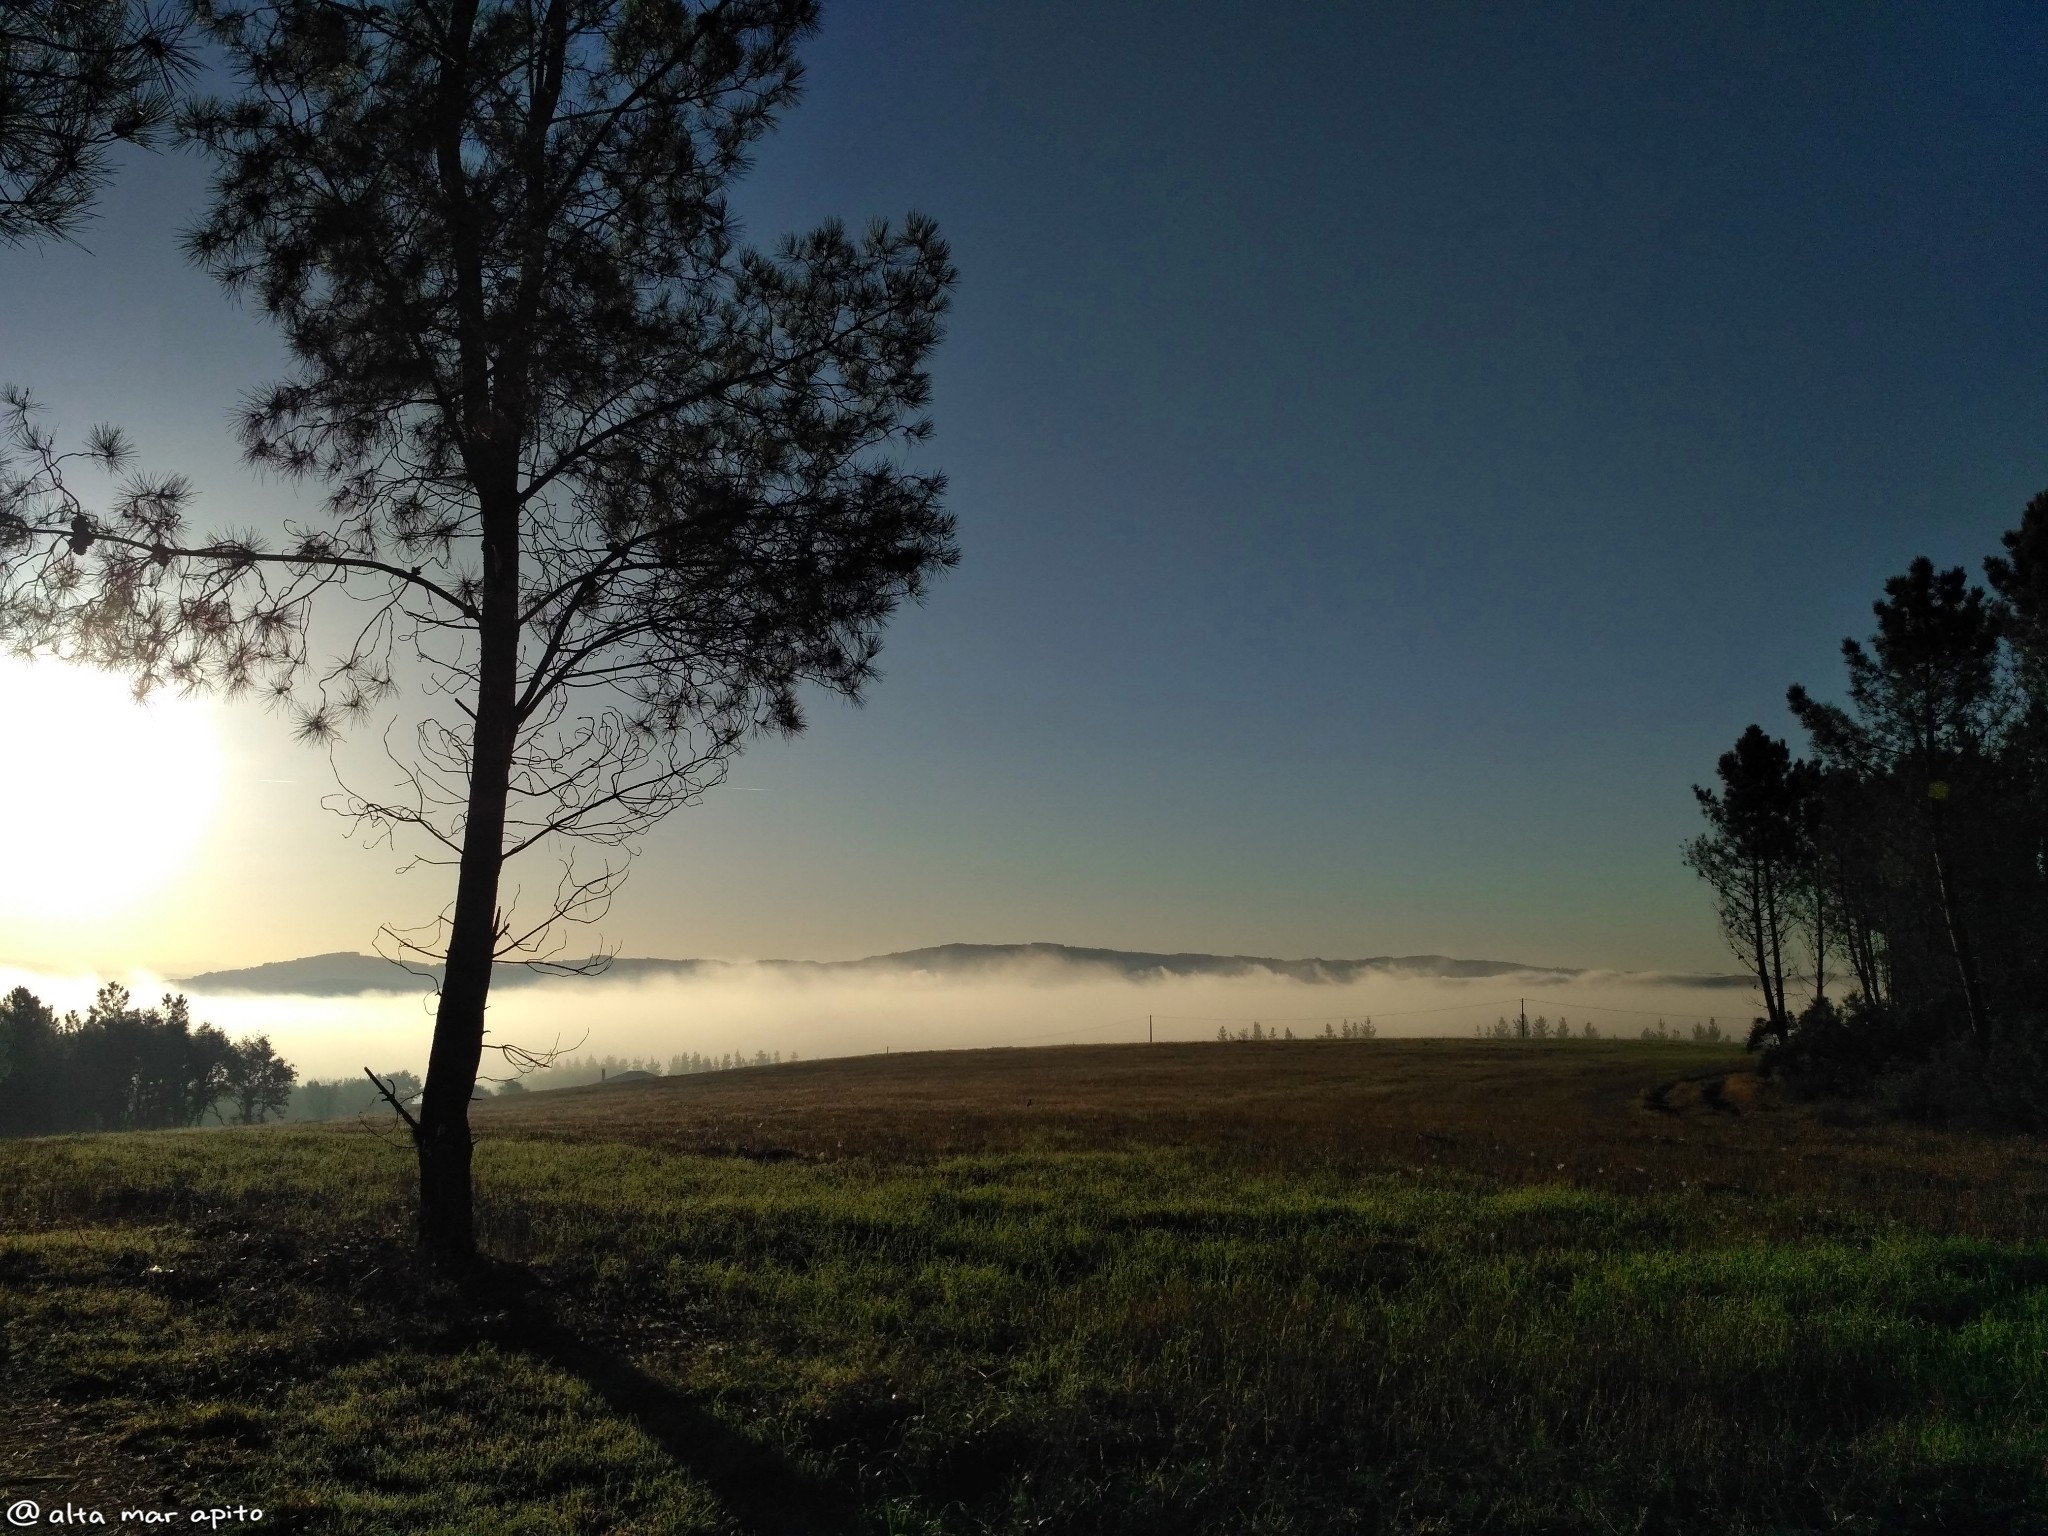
[{"x1": 2, "y1": 1039, "x2": 2047, "y2": 1533}]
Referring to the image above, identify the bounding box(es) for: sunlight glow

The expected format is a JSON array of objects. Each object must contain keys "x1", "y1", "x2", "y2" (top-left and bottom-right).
[{"x1": 0, "y1": 657, "x2": 224, "y2": 918}]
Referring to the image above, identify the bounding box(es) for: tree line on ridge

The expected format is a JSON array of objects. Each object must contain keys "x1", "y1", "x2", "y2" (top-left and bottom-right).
[
  {"x1": 1687, "y1": 493, "x2": 2048, "y2": 1119},
  {"x1": 0, "y1": 984, "x2": 294, "y2": 1135}
]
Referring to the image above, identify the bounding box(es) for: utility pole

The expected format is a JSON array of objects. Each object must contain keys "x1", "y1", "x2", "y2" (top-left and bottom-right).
[
  {"x1": 1518, "y1": 999, "x2": 1528, "y2": 1040},
  {"x1": 1148, "y1": 1014, "x2": 1154, "y2": 1044}
]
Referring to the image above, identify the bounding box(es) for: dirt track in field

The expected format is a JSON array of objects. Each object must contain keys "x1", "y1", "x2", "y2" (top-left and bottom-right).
[{"x1": 474, "y1": 1039, "x2": 2048, "y2": 1239}]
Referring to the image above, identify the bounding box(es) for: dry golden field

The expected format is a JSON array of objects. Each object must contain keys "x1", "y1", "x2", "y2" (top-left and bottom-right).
[{"x1": 476, "y1": 1038, "x2": 2048, "y2": 1240}]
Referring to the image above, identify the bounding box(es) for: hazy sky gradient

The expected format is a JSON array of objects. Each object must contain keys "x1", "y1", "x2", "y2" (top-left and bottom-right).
[{"x1": 4, "y1": 1, "x2": 2045, "y2": 974}]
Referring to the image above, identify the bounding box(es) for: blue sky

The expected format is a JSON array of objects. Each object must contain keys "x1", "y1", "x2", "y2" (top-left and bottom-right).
[{"x1": 4, "y1": 0, "x2": 2045, "y2": 972}]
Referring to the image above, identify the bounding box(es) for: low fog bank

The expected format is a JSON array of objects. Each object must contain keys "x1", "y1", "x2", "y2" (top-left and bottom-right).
[{"x1": 2, "y1": 955, "x2": 1761, "y2": 1082}]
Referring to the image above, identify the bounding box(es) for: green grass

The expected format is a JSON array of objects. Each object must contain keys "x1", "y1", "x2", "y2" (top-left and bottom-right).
[{"x1": 3, "y1": 1050, "x2": 2048, "y2": 1533}]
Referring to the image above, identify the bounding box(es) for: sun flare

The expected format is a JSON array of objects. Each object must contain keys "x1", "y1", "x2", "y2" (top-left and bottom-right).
[{"x1": 0, "y1": 657, "x2": 224, "y2": 919}]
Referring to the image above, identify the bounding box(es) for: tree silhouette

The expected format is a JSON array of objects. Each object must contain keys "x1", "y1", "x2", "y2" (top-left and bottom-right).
[
  {"x1": 1984, "y1": 491, "x2": 2048, "y2": 702},
  {"x1": 2, "y1": 1, "x2": 194, "y2": 649},
  {"x1": 0, "y1": 0, "x2": 955, "y2": 1267},
  {"x1": 0, "y1": 0, "x2": 191, "y2": 245},
  {"x1": 1789, "y1": 560, "x2": 2007, "y2": 1048},
  {"x1": 1985, "y1": 491, "x2": 2048, "y2": 955},
  {"x1": 0, "y1": 985, "x2": 295, "y2": 1134},
  {"x1": 222, "y1": 1034, "x2": 296, "y2": 1123},
  {"x1": 1692, "y1": 536, "x2": 2048, "y2": 1107},
  {"x1": 1684, "y1": 724, "x2": 1807, "y2": 1043},
  {"x1": 1796, "y1": 762, "x2": 1893, "y2": 1008},
  {"x1": 65, "y1": 984, "x2": 236, "y2": 1129}
]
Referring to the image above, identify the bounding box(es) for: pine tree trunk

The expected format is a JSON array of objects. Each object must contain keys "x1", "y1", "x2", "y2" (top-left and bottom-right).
[
  {"x1": 1845, "y1": 911, "x2": 1875, "y2": 1004},
  {"x1": 1810, "y1": 884, "x2": 1828, "y2": 1010},
  {"x1": 1927, "y1": 805, "x2": 1991, "y2": 1050},
  {"x1": 413, "y1": 488, "x2": 520, "y2": 1271},
  {"x1": 1747, "y1": 864, "x2": 1787, "y2": 1042},
  {"x1": 1763, "y1": 868, "x2": 1790, "y2": 1033}
]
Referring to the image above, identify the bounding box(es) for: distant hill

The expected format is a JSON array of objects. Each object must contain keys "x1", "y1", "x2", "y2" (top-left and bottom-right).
[
  {"x1": 174, "y1": 952, "x2": 446, "y2": 996},
  {"x1": 174, "y1": 943, "x2": 1750, "y2": 997}
]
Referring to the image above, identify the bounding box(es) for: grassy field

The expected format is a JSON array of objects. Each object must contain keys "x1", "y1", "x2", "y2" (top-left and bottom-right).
[{"x1": 2, "y1": 1039, "x2": 2046, "y2": 1533}]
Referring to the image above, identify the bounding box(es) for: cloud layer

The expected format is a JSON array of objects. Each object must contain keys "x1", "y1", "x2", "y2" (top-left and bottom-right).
[{"x1": 5, "y1": 947, "x2": 1761, "y2": 1081}]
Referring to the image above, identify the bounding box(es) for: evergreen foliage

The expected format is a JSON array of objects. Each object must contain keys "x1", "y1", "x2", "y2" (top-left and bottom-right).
[
  {"x1": 1690, "y1": 518, "x2": 2048, "y2": 1120},
  {"x1": 0, "y1": 0, "x2": 190, "y2": 244},
  {"x1": 0, "y1": 983, "x2": 295, "y2": 1134}
]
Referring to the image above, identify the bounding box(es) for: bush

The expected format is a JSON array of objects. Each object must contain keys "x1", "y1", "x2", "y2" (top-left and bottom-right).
[
  {"x1": 1874, "y1": 1017, "x2": 2048, "y2": 1131},
  {"x1": 1758, "y1": 996, "x2": 2048, "y2": 1127},
  {"x1": 1763, "y1": 997, "x2": 1903, "y2": 1097}
]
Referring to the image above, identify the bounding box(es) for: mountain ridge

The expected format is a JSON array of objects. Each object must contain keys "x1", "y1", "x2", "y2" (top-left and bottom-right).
[{"x1": 174, "y1": 944, "x2": 1752, "y2": 996}]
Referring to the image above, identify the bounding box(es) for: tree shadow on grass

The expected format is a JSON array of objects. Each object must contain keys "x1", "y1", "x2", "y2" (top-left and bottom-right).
[
  {"x1": 174, "y1": 1219, "x2": 866, "y2": 1533},
  {"x1": 474, "y1": 1264, "x2": 866, "y2": 1536}
]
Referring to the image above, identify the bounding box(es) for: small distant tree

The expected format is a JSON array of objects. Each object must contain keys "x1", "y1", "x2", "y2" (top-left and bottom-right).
[
  {"x1": 221, "y1": 1034, "x2": 296, "y2": 1123},
  {"x1": 38, "y1": 985, "x2": 248, "y2": 1131},
  {"x1": 285, "y1": 1067, "x2": 418, "y2": 1122},
  {"x1": 67, "y1": 986, "x2": 217, "y2": 1129},
  {"x1": 290, "y1": 1079, "x2": 339, "y2": 1120},
  {"x1": 0, "y1": 987, "x2": 62, "y2": 1135}
]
